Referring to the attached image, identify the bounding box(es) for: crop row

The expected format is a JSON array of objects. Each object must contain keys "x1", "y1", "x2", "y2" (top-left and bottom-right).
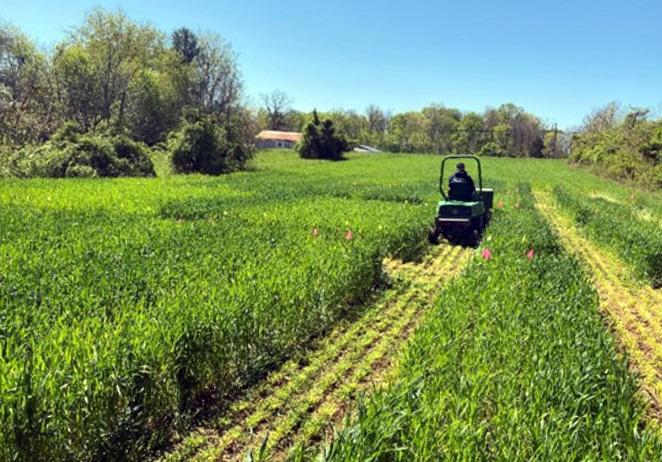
[
  {"x1": 553, "y1": 186, "x2": 662, "y2": 288},
  {"x1": 0, "y1": 172, "x2": 432, "y2": 461},
  {"x1": 159, "y1": 244, "x2": 470, "y2": 462},
  {"x1": 316, "y1": 184, "x2": 662, "y2": 461},
  {"x1": 2, "y1": 152, "x2": 659, "y2": 461},
  {"x1": 536, "y1": 191, "x2": 662, "y2": 411}
]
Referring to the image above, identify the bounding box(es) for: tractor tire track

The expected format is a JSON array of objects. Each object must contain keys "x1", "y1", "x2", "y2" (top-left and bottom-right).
[
  {"x1": 535, "y1": 190, "x2": 662, "y2": 416},
  {"x1": 159, "y1": 244, "x2": 470, "y2": 462}
]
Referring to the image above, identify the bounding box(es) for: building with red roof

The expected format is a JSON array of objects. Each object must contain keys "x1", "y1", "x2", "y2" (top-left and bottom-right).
[{"x1": 255, "y1": 130, "x2": 302, "y2": 149}]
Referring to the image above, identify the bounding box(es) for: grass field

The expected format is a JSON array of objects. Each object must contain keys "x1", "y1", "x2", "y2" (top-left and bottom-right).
[
  {"x1": 536, "y1": 192, "x2": 662, "y2": 417},
  {"x1": 1, "y1": 151, "x2": 661, "y2": 461}
]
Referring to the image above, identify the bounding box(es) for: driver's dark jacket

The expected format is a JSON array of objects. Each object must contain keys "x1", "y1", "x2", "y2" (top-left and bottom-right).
[{"x1": 448, "y1": 170, "x2": 476, "y2": 191}]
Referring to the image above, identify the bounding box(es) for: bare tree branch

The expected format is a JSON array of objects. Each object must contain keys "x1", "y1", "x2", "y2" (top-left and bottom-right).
[{"x1": 261, "y1": 90, "x2": 292, "y2": 131}]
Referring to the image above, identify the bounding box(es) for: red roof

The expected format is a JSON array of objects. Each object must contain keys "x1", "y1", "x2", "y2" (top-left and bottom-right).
[{"x1": 256, "y1": 130, "x2": 302, "y2": 142}]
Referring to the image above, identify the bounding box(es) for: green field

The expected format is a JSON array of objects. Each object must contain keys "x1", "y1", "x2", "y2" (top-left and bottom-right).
[{"x1": 1, "y1": 151, "x2": 661, "y2": 461}]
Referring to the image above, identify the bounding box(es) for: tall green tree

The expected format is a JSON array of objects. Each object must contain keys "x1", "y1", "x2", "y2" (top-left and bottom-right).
[
  {"x1": 190, "y1": 33, "x2": 242, "y2": 116},
  {"x1": 127, "y1": 67, "x2": 179, "y2": 144},
  {"x1": 68, "y1": 8, "x2": 165, "y2": 128},
  {"x1": 454, "y1": 112, "x2": 485, "y2": 153},
  {"x1": 423, "y1": 104, "x2": 461, "y2": 154},
  {"x1": 52, "y1": 44, "x2": 101, "y2": 130},
  {"x1": 484, "y1": 103, "x2": 545, "y2": 157},
  {"x1": 171, "y1": 27, "x2": 199, "y2": 64},
  {"x1": 0, "y1": 23, "x2": 54, "y2": 144},
  {"x1": 298, "y1": 110, "x2": 348, "y2": 160},
  {"x1": 385, "y1": 112, "x2": 428, "y2": 152}
]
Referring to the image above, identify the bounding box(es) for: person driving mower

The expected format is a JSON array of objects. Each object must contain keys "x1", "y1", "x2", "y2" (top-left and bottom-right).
[{"x1": 448, "y1": 162, "x2": 476, "y2": 201}]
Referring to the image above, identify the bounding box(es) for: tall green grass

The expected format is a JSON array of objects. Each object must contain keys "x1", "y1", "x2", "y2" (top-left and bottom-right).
[
  {"x1": 1, "y1": 152, "x2": 660, "y2": 461},
  {"x1": 319, "y1": 184, "x2": 661, "y2": 461},
  {"x1": 554, "y1": 186, "x2": 662, "y2": 288},
  {"x1": 0, "y1": 157, "x2": 436, "y2": 461}
]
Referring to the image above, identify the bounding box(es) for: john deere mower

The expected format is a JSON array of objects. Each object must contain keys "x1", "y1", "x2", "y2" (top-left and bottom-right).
[{"x1": 428, "y1": 155, "x2": 494, "y2": 246}]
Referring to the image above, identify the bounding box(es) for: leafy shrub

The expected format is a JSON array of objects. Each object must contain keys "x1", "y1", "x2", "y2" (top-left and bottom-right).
[
  {"x1": 478, "y1": 141, "x2": 503, "y2": 157},
  {"x1": 478, "y1": 141, "x2": 508, "y2": 157},
  {"x1": 64, "y1": 164, "x2": 97, "y2": 177},
  {"x1": 148, "y1": 142, "x2": 173, "y2": 177},
  {"x1": 648, "y1": 163, "x2": 662, "y2": 190},
  {"x1": 169, "y1": 115, "x2": 254, "y2": 175},
  {"x1": 4, "y1": 128, "x2": 156, "y2": 178},
  {"x1": 0, "y1": 144, "x2": 12, "y2": 177},
  {"x1": 571, "y1": 110, "x2": 662, "y2": 190},
  {"x1": 112, "y1": 137, "x2": 157, "y2": 176},
  {"x1": 298, "y1": 111, "x2": 349, "y2": 161},
  {"x1": 51, "y1": 120, "x2": 83, "y2": 144}
]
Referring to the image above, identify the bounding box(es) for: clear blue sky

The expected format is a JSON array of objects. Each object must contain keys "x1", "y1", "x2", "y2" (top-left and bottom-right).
[{"x1": 3, "y1": 0, "x2": 661, "y2": 129}]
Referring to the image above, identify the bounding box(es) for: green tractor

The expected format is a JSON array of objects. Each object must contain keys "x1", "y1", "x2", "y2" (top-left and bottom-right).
[{"x1": 428, "y1": 155, "x2": 494, "y2": 246}]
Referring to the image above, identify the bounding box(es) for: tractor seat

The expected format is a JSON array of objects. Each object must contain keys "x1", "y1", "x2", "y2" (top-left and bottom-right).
[{"x1": 449, "y1": 182, "x2": 475, "y2": 202}]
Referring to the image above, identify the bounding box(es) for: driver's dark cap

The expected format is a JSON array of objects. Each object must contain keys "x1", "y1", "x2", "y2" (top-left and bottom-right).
[{"x1": 456, "y1": 162, "x2": 465, "y2": 170}]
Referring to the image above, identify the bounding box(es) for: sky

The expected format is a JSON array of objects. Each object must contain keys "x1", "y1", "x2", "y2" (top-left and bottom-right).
[{"x1": 2, "y1": 0, "x2": 661, "y2": 129}]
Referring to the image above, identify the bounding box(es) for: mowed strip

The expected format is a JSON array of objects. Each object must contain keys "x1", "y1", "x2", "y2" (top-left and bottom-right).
[
  {"x1": 159, "y1": 244, "x2": 471, "y2": 462},
  {"x1": 535, "y1": 191, "x2": 662, "y2": 414}
]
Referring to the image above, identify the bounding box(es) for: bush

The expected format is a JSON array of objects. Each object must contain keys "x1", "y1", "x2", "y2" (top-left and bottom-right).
[
  {"x1": 646, "y1": 163, "x2": 662, "y2": 190},
  {"x1": 1, "y1": 122, "x2": 156, "y2": 178},
  {"x1": 479, "y1": 141, "x2": 507, "y2": 157},
  {"x1": 51, "y1": 120, "x2": 83, "y2": 145},
  {"x1": 298, "y1": 111, "x2": 349, "y2": 161},
  {"x1": 0, "y1": 145, "x2": 12, "y2": 177},
  {"x1": 64, "y1": 164, "x2": 97, "y2": 177},
  {"x1": 2, "y1": 122, "x2": 154, "y2": 178},
  {"x1": 169, "y1": 115, "x2": 253, "y2": 175},
  {"x1": 112, "y1": 137, "x2": 157, "y2": 176},
  {"x1": 570, "y1": 112, "x2": 662, "y2": 190},
  {"x1": 28, "y1": 134, "x2": 155, "y2": 178}
]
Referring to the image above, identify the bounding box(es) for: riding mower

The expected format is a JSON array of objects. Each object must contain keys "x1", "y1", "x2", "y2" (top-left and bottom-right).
[{"x1": 428, "y1": 155, "x2": 494, "y2": 246}]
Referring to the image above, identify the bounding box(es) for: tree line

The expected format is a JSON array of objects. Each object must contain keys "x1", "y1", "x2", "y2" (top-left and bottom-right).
[
  {"x1": 0, "y1": 8, "x2": 568, "y2": 174},
  {"x1": 0, "y1": 9, "x2": 253, "y2": 145},
  {"x1": 257, "y1": 95, "x2": 569, "y2": 158},
  {"x1": 1, "y1": 8, "x2": 659, "y2": 187},
  {"x1": 0, "y1": 8, "x2": 254, "y2": 176}
]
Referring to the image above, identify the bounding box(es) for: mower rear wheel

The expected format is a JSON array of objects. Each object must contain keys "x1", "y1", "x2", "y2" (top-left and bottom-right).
[
  {"x1": 466, "y1": 229, "x2": 481, "y2": 248},
  {"x1": 428, "y1": 225, "x2": 441, "y2": 245}
]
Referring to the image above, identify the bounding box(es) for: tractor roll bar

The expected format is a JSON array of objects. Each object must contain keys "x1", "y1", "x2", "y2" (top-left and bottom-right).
[{"x1": 439, "y1": 155, "x2": 483, "y2": 200}]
